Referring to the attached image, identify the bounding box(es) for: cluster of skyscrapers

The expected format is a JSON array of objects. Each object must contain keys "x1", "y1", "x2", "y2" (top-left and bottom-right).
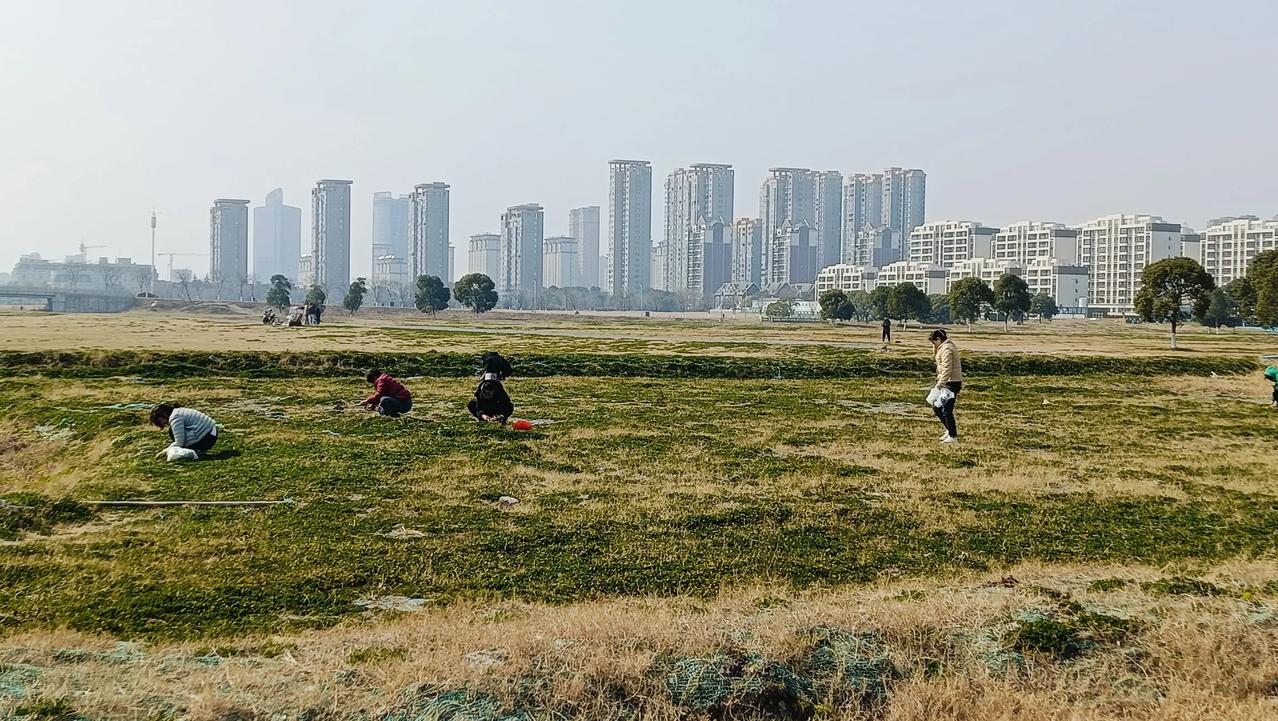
[
  {"x1": 647, "y1": 164, "x2": 927, "y2": 305},
  {"x1": 205, "y1": 163, "x2": 1277, "y2": 314}
]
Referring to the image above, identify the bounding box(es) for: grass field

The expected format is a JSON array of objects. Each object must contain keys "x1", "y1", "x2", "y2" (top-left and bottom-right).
[{"x1": 1, "y1": 309, "x2": 1277, "y2": 720}]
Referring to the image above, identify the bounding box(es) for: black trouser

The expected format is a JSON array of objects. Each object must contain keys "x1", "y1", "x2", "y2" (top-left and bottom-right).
[
  {"x1": 468, "y1": 398, "x2": 507, "y2": 423},
  {"x1": 933, "y1": 381, "x2": 961, "y2": 438},
  {"x1": 882, "y1": 328, "x2": 891, "y2": 342},
  {"x1": 169, "y1": 429, "x2": 217, "y2": 452}
]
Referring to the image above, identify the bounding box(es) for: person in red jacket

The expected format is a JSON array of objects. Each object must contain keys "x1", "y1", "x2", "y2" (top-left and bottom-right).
[{"x1": 361, "y1": 369, "x2": 413, "y2": 417}]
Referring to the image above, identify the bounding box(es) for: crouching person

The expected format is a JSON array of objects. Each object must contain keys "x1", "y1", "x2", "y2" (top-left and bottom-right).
[
  {"x1": 362, "y1": 368, "x2": 413, "y2": 417},
  {"x1": 151, "y1": 404, "x2": 218, "y2": 457},
  {"x1": 469, "y1": 377, "x2": 513, "y2": 424}
]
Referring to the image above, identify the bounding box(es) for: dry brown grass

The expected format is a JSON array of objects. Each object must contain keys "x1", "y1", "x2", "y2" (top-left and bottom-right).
[
  {"x1": 2, "y1": 562, "x2": 1275, "y2": 720},
  {"x1": 3, "y1": 308, "x2": 1275, "y2": 358}
]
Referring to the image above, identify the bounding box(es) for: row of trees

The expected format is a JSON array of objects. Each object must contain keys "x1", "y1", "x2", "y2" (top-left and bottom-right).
[
  {"x1": 266, "y1": 273, "x2": 502, "y2": 317},
  {"x1": 816, "y1": 275, "x2": 1060, "y2": 329}
]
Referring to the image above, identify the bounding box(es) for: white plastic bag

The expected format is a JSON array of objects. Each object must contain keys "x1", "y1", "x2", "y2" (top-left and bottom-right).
[
  {"x1": 926, "y1": 387, "x2": 954, "y2": 409},
  {"x1": 165, "y1": 446, "x2": 199, "y2": 462}
]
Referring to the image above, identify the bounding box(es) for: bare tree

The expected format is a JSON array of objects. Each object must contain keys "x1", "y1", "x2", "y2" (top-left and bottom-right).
[
  {"x1": 62, "y1": 265, "x2": 85, "y2": 293},
  {"x1": 175, "y1": 269, "x2": 193, "y2": 301},
  {"x1": 100, "y1": 266, "x2": 122, "y2": 294},
  {"x1": 371, "y1": 279, "x2": 394, "y2": 307}
]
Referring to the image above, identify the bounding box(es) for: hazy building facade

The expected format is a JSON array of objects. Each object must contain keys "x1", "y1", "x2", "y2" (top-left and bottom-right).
[
  {"x1": 12, "y1": 254, "x2": 154, "y2": 294},
  {"x1": 664, "y1": 163, "x2": 734, "y2": 293},
  {"x1": 607, "y1": 160, "x2": 652, "y2": 295},
  {"x1": 210, "y1": 199, "x2": 250, "y2": 285},
  {"x1": 311, "y1": 179, "x2": 353, "y2": 291},
  {"x1": 760, "y1": 168, "x2": 815, "y2": 271},
  {"x1": 468, "y1": 233, "x2": 501, "y2": 281},
  {"x1": 372, "y1": 255, "x2": 410, "y2": 306},
  {"x1": 992, "y1": 221, "x2": 1079, "y2": 266},
  {"x1": 543, "y1": 235, "x2": 579, "y2": 288},
  {"x1": 732, "y1": 218, "x2": 763, "y2": 285},
  {"x1": 650, "y1": 244, "x2": 669, "y2": 292},
  {"x1": 569, "y1": 206, "x2": 601, "y2": 288},
  {"x1": 1077, "y1": 214, "x2": 1183, "y2": 314},
  {"x1": 842, "y1": 174, "x2": 884, "y2": 263},
  {"x1": 1199, "y1": 217, "x2": 1278, "y2": 288},
  {"x1": 766, "y1": 221, "x2": 817, "y2": 285},
  {"x1": 688, "y1": 218, "x2": 732, "y2": 304},
  {"x1": 371, "y1": 192, "x2": 411, "y2": 284},
  {"x1": 882, "y1": 168, "x2": 927, "y2": 241},
  {"x1": 253, "y1": 189, "x2": 302, "y2": 282},
  {"x1": 410, "y1": 182, "x2": 450, "y2": 281},
  {"x1": 850, "y1": 226, "x2": 898, "y2": 269},
  {"x1": 297, "y1": 255, "x2": 315, "y2": 289},
  {"x1": 814, "y1": 170, "x2": 843, "y2": 270},
  {"x1": 909, "y1": 221, "x2": 998, "y2": 268},
  {"x1": 500, "y1": 204, "x2": 544, "y2": 296}
]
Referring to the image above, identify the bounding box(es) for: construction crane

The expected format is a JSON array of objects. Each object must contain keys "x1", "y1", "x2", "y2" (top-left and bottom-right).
[
  {"x1": 73, "y1": 240, "x2": 108, "y2": 262},
  {"x1": 157, "y1": 252, "x2": 206, "y2": 282}
]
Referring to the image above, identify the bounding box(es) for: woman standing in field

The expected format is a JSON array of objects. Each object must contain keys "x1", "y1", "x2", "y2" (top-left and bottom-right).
[{"x1": 930, "y1": 329, "x2": 962, "y2": 444}]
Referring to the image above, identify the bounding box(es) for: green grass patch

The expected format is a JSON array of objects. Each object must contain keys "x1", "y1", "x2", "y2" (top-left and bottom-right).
[
  {"x1": 1, "y1": 369, "x2": 1276, "y2": 640},
  {"x1": 1139, "y1": 576, "x2": 1226, "y2": 597},
  {"x1": 0, "y1": 493, "x2": 94, "y2": 541},
  {"x1": 0, "y1": 348, "x2": 1258, "y2": 380}
]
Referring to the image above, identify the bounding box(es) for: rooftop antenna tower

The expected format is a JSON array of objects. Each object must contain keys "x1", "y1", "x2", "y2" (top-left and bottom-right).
[{"x1": 150, "y1": 210, "x2": 158, "y2": 292}]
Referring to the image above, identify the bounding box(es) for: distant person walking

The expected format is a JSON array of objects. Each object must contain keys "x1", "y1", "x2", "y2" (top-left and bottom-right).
[
  {"x1": 1266, "y1": 366, "x2": 1278, "y2": 408},
  {"x1": 881, "y1": 317, "x2": 892, "y2": 343},
  {"x1": 930, "y1": 329, "x2": 963, "y2": 443},
  {"x1": 362, "y1": 369, "x2": 413, "y2": 417},
  {"x1": 150, "y1": 404, "x2": 218, "y2": 455}
]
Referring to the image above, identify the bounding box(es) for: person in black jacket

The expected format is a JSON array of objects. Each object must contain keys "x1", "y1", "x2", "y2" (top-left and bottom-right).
[
  {"x1": 469, "y1": 378, "x2": 513, "y2": 423},
  {"x1": 881, "y1": 317, "x2": 892, "y2": 343},
  {"x1": 468, "y1": 351, "x2": 515, "y2": 423},
  {"x1": 480, "y1": 351, "x2": 513, "y2": 380}
]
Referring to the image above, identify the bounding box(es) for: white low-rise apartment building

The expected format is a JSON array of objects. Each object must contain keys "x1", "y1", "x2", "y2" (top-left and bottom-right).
[
  {"x1": 1199, "y1": 216, "x2": 1278, "y2": 287},
  {"x1": 814, "y1": 263, "x2": 879, "y2": 294},
  {"x1": 876, "y1": 261, "x2": 948, "y2": 295},
  {"x1": 909, "y1": 221, "x2": 998, "y2": 268},
  {"x1": 991, "y1": 221, "x2": 1078, "y2": 265},
  {"x1": 947, "y1": 257, "x2": 1023, "y2": 288},
  {"x1": 1077, "y1": 214, "x2": 1183, "y2": 315},
  {"x1": 1024, "y1": 258, "x2": 1089, "y2": 309}
]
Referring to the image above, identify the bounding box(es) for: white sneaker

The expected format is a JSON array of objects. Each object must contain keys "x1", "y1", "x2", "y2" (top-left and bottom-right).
[
  {"x1": 941, "y1": 435, "x2": 959, "y2": 444},
  {"x1": 941, "y1": 432, "x2": 951, "y2": 441}
]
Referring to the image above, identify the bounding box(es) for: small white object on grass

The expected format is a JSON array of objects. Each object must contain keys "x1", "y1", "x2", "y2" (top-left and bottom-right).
[
  {"x1": 497, "y1": 496, "x2": 519, "y2": 507},
  {"x1": 384, "y1": 525, "x2": 427, "y2": 539},
  {"x1": 354, "y1": 596, "x2": 426, "y2": 612},
  {"x1": 164, "y1": 447, "x2": 198, "y2": 462}
]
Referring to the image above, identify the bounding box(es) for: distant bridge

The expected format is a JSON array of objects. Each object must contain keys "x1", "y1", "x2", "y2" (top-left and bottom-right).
[{"x1": 0, "y1": 286, "x2": 139, "y2": 313}]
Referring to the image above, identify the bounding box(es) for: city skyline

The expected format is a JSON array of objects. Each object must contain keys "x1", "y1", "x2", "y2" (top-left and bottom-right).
[{"x1": 4, "y1": 2, "x2": 1273, "y2": 280}]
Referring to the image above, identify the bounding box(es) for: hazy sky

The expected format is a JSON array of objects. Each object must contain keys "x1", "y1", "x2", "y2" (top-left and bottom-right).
[{"x1": 2, "y1": 0, "x2": 1275, "y2": 280}]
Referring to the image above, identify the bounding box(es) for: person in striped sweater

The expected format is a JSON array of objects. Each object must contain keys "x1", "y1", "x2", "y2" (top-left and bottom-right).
[{"x1": 150, "y1": 404, "x2": 218, "y2": 455}]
